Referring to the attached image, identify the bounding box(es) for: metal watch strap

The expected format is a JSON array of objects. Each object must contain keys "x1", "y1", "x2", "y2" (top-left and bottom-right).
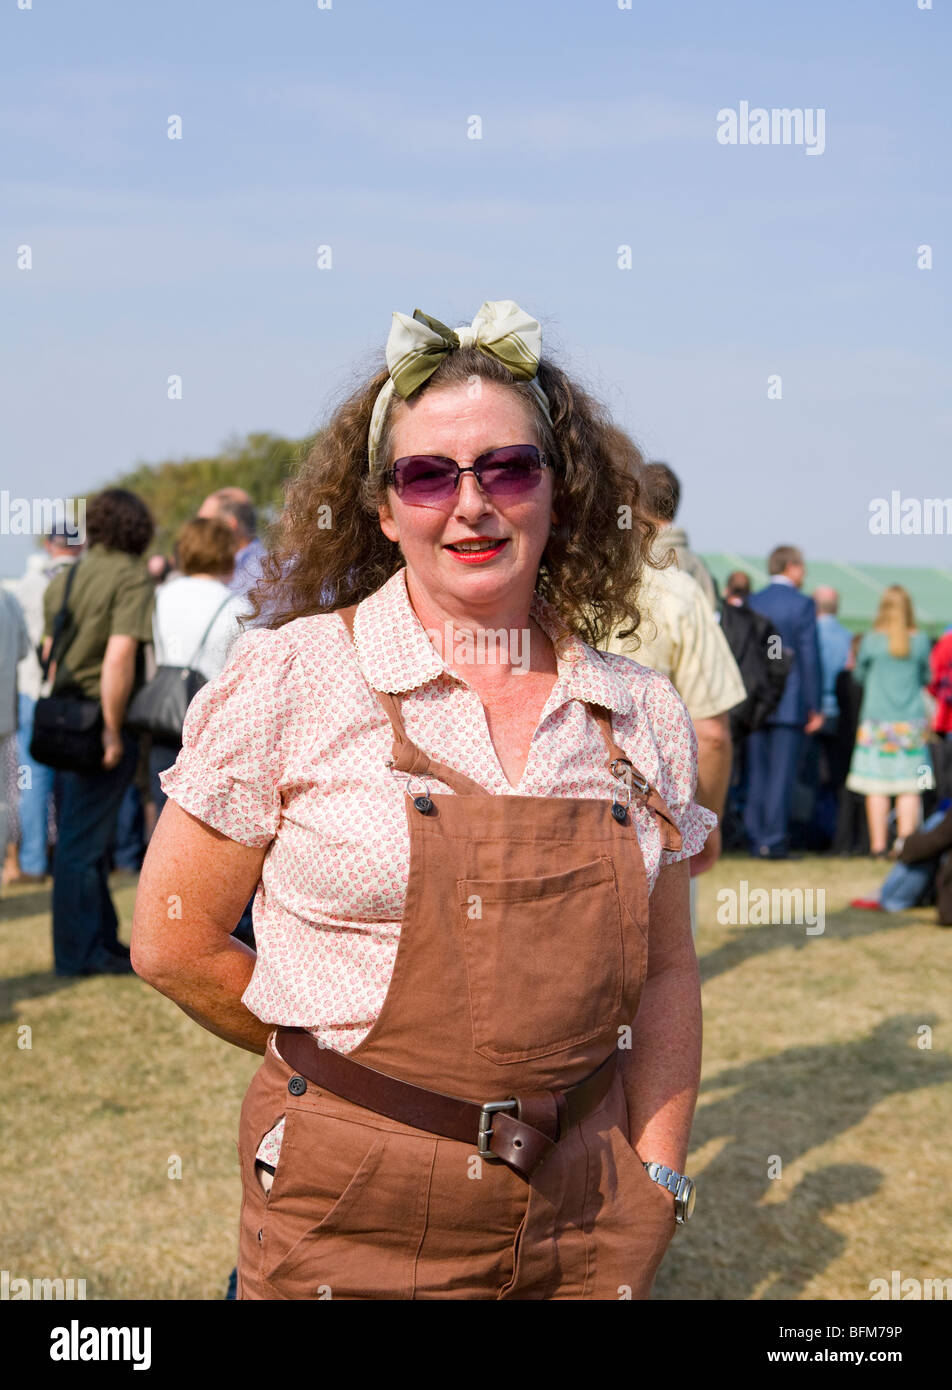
[{"x1": 643, "y1": 1160, "x2": 695, "y2": 1223}]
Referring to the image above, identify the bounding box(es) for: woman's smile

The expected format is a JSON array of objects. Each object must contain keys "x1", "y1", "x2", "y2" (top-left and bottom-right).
[{"x1": 444, "y1": 536, "x2": 509, "y2": 563}]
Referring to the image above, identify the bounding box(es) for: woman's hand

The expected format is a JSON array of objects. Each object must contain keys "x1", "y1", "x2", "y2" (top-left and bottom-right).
[{"x1": 131, "y1": 800, "x2": 273, "y2": 1054}]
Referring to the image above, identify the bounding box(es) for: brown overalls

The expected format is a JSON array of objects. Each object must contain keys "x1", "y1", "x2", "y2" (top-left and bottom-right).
[{"x1": 236, "y1": 612, "x2": 685, "y2": 1300}]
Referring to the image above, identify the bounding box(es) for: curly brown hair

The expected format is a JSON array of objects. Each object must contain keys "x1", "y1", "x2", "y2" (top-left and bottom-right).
[
  {"x1": 85, "y1": 487, "x2": 155, "y2": 556},
  {"x1": 247, "y1": 345, "x2": 659, "y2": 647}
]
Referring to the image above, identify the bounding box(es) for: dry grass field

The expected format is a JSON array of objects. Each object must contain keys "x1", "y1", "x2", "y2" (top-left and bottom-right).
[{"x1": 1, "y1": 853, "x2": 949, "y2": 1301}]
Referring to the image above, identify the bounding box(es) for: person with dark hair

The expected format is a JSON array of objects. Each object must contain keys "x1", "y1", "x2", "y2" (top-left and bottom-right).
[
  {"x1": 198, "y1": 487, "x2": 265, "y2": 598},
  {"x1": 134, "y1": 300, "x2": 711, "y2": 1300},
  {"x1": 638, "y1": 461, "x2": 717, "y2": 607},
  {"x1": 41, "y1": 487, "x2": 155, "y2": 975},
  {"x1": 724, "y1": 571, "x2": 751, "y2": 603},
  {"x1": 744, "y1": 545, "x2": 823, "y2": 858}
]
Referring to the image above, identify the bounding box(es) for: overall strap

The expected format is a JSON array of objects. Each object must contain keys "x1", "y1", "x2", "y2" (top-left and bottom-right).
[
  {"x1": 589, "y1": 703, "x2": 683, "y2": 853},
  {"x1": 336, "y1": 606, "x2": 491, "y2": 799}
]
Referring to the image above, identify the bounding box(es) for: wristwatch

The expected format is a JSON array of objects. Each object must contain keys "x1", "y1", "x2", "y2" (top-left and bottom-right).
[{"x1": 643, "y1": 1161, "x2": 696, "y2": 1224}]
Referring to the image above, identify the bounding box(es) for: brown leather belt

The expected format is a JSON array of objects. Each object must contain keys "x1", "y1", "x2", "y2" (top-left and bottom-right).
[{"x1": 274, "y1": 1027, "x2": 619, "y2": 1180}]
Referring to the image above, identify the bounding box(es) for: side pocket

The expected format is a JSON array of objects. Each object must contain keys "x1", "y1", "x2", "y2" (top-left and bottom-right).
[
  {"x1": 258, "y1": 1110, "x2": 390, "y2": 1298},
  {"x1": 606, "y1": 1126, "x2": 677, "y2": 1299}
]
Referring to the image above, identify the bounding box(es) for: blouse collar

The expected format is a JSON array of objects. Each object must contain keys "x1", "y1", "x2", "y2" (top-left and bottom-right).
[{"x1": 352, "y1": 567, "x2": 634, "y2": 715}]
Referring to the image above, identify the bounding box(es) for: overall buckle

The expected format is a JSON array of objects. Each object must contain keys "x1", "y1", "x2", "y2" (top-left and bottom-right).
[
  {"x1": 477, "y1": 1099, "x2": 518, "y2": 1160},
  {"x1": 610, "y1": 758, "x2": 650, "y2": 799}
]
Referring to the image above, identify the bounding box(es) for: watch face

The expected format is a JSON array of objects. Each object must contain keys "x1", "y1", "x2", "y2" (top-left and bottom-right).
[{"x1": 683, "y1": 1180, "x2": 696, "y2": 1220}]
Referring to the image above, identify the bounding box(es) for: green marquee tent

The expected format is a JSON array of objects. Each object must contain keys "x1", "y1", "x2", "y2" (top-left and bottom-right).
[{"x1": 701, "y1": 555, "x2": 952, "y2": 638}]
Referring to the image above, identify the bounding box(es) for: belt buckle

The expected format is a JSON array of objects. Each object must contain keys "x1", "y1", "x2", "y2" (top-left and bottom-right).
[{"x1": 477, "y1": 1099, "x2": 518, "y2": 1160}]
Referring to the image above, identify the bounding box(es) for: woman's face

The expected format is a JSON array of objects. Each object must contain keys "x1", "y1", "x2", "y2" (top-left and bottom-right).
[{"x1": 378, "y1": 381, "x2": 557, "y2": 614}]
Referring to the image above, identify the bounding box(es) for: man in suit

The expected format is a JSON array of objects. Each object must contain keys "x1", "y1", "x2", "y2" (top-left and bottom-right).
[{"x1": 744, "y1": 546, "x2": 823, "y2": 859}]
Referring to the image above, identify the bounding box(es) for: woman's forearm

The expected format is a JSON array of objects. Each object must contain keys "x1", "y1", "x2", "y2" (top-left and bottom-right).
[
  {"x1": 134, "y1": 938, "x2": 272, "y2": 1054},
  {"x1": 618, "y1": 960, "x2": 702, "y2": 1172},
  {"x1": 132, "y1": 801, "x2": 273, "y2": 1053}
]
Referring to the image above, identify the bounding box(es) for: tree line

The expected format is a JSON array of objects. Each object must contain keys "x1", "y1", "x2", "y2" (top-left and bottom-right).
[{"x1": 111, "y1": 430, "x2": 315, "y2": 556}]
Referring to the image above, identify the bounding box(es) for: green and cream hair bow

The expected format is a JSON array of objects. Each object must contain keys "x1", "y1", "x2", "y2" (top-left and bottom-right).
[{"x1": 367, "y1": 299, "x2": 553, "y2": 472}]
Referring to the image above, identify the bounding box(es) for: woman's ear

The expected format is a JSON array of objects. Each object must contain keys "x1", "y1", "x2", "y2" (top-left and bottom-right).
[{"x1": 378, "y1": 501, "x2": 399, "y2": 544}]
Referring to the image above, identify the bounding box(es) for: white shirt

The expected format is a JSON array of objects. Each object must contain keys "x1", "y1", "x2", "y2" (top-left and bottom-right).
[{"x1": 153, "y1": 576, "x2": 248, "y2": 681}]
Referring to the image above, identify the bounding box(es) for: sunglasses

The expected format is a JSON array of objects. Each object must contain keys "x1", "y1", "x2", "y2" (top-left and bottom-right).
[{"x1": 386, "y1": 444, "x2": 549, "y2": 507}]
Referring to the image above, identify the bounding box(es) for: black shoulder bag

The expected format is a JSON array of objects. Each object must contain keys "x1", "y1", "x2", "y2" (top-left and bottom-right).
[
  {"x1": 125, "y1": 595, "x2": 235, "y2": 747},
  {"x1": 29, "y1": 562, "x2": 105, "y2": 774}
]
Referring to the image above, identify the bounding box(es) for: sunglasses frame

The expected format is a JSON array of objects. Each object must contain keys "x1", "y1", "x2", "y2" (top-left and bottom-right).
[{"x1": 385, "y1": 444, "x2": 549, "y2": 505}]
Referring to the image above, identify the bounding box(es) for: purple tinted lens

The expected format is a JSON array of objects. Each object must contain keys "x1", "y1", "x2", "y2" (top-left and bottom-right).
[
  {"x1": 478, "y1": 446, "x2": 543, "y2": 495},
  {"x1": 395, "y1": 456, "x2": 458, "y2": 499}
]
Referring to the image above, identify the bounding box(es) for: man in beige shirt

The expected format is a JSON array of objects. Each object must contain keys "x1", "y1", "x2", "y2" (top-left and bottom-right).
[
  {"x1": 641, "y1": 461, "x2": 718, "y2": 609},
  {"x1": 603, "y1": 444, "x2": 746, "y2": 879}
]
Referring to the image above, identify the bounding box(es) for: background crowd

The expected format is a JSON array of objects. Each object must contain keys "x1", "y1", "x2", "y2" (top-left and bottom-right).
[{"x1": 3, "y1": 459, "x2": 952, "y2": 980}]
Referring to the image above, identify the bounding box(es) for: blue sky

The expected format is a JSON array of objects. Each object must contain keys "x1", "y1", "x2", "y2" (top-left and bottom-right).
[{"x1": 2, "y1": 0, "x2": 949, "y2": 578}]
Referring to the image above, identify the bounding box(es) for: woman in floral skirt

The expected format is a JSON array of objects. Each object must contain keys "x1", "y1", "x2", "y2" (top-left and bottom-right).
[{"x1": 846, "y1": 586, "x2": 933, "y2": 856}]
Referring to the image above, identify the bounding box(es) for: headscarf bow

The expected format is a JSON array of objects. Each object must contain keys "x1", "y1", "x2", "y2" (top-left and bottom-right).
[{"x1": 367, "y1": 299, "x2": 552, "y2": 471}]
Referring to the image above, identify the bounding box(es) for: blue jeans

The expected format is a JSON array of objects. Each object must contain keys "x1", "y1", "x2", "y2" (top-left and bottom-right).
[
  {"x1": 113, "y1": 782, "x2": 145, "y2": 871},
  {"x1": 878, "y1": 809, "x2": 948, "y2": 912},
  {"x1": 16, "y1": 693, "x2": 56, "y2": 876},
  {"x1": 52, "y1": 730, "x2": 139, "y2": 973}
]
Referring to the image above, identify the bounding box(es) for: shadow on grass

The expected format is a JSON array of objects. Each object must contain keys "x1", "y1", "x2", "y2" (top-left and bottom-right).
[
  {"x1": 0, "y1": 887, "x2": 51, "y2": 923},
  {"x1": 655, "y1": 1013, "x2": 950, "y2": 1300},
  {"x1": 0, "y1": 969, "x2": 78, "y2": 1024},
  {"x1": 699, "y1": 897, "x2": 937, "y2": 987}
]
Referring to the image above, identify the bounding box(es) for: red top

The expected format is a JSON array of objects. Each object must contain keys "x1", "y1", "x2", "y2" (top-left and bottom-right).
[{"x1": 929, "y1": 631, "x2": 952, "y2": 734}]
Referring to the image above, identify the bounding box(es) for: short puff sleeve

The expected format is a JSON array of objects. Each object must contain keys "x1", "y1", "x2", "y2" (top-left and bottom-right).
[
  {"x1": 159, "y1": 627, "x2": 298, "y2": 848},
  {"x1": 643, "y1": 670, "x2": 718, "y2": 865}
]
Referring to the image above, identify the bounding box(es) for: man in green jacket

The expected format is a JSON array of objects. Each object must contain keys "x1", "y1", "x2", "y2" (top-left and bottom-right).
[{"x1": 42, "y1": 489, "x2": 155, "y2": 976}]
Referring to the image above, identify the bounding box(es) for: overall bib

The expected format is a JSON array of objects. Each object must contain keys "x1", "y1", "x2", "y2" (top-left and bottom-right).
[{"x1": 236, "y1": 615, "x2": 684, "y2": 1301}]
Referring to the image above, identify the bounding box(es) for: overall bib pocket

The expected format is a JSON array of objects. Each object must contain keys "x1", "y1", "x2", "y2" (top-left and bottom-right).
[{"x1": 457, "y1": 855, "x2": 625, "y2": 1063}]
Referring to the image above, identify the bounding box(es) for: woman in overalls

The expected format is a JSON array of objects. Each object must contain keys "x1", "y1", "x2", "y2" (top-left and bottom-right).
[{"x1": 132, "y1": 301, "x2": 712, "y2": 1300}]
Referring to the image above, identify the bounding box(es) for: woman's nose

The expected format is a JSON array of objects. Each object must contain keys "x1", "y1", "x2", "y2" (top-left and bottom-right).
[{"x1": 453, "y1": 471, "x2": 492, "y2": 517}]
